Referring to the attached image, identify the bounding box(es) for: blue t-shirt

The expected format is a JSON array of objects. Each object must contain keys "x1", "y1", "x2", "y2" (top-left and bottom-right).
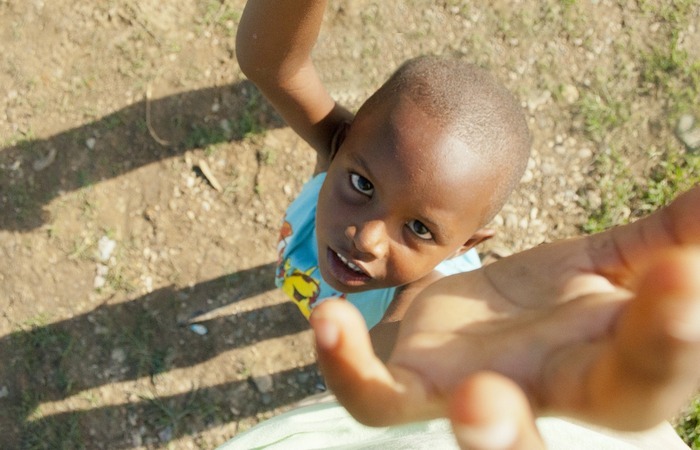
[{"x1": 275, "y1": 173, "x2": 481, "y2": 329}]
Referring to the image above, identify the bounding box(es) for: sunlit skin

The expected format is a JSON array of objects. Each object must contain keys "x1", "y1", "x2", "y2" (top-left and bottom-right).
[{"x1": 316, "y1": 94, "x2": 498, "y2": 293}]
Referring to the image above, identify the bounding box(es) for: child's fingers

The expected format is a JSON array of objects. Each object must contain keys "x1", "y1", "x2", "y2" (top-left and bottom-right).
[
  {"x1": 585, "y1": 247, "x2": 700, "y2": 430},
  {"x1": 450, "y1": 372, "x2": 543, "y2": 450},
  {"x1": 310, "y1": 299, "x2": 444, "y2": 426}
]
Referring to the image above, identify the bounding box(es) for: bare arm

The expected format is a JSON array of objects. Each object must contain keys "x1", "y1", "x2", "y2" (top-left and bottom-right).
[
  {"x1": 236, "y1": 0, "x2": 353, "y2": 170},
  {"x1": 311, "y1": 185, "x2": 700, "y2": 434},
  {"x1": 370, "y1": 270, "x2": 444, "y2": 361}
]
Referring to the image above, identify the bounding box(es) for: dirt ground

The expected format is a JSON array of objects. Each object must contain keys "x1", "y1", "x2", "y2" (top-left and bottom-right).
[{"x1": 1, "y1": 0, "x2": 699, "y2": 448}]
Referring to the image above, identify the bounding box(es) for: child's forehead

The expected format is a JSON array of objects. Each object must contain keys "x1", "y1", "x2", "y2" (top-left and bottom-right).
[{"x1": 363, "y1": 110, "x2": 475, "y2": 171}]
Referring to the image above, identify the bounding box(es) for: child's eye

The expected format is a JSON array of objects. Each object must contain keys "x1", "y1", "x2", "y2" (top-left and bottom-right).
[
  {"x1": 350, "y1": 173, "x2": 374, "y2": 196},
  {"x1": 407, "y1": 220, "x2": 433, "y2": 240}
]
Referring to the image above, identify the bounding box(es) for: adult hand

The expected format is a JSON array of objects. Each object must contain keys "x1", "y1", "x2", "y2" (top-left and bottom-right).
[{"x1": 310, "y1": 186, "x2": 700, "y2": 448}]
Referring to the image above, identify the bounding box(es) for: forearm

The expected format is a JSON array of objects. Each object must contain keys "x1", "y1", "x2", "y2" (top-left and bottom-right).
[{"x1": 236, "y1": 0, "x2": 352, "y2": 158}]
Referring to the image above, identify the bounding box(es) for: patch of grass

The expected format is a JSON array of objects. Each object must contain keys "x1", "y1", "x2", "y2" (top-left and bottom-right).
[
  {"x1": 118, "y1": 311, "x2": 170, "y2": 380},
  {"x1": 21, "y1": 410, "x2": 84, "y2": 450},
  {"x1": 580, "y1": 144, "x2": 699, "y2": 234},
  {"x1": 186, "y1": 124, "x2": 226, "y2": 153},
  {"x1": 641, "y1": 150, "x2": 700, "y2": 212},
  {"x1": 256, "y1": 147, "x2": 277, "y2": 166},
  {"x1": 11, "y1": 315, "x2": 81, "y2": 448},
  {"x1": 200, "y1": 0, "x2": 241, "y2": 33},
  {"x1": 141, "y1": 388, "x2": 221, "y2": 439},
  {"x1": 677, "y1": 396, "x2": 700, "y2": 449},
  {"x1": 576, "y1": 90, "x2": 630, "y2": 143},
  {"x1": 578, "y1": 146, "x2": 636, "y2": 233},
  {"x1": 235, "y1": 90, "x2": 266, "y2": 139},
  {"x1": 104, "y1": 263, "x2": 137, "y2": 293},
  {"x1": 638, "y1": 0, "x2": 696, "y2": 27},
  {"x1": 639, "y1": 32, "x2": 700, "y2": 121}
]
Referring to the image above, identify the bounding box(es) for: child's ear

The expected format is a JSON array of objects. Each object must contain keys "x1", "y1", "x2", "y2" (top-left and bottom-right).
[
  {"x1": 329, "y1": 120, "x2": 351, "y2": 161},
  {"x1": 452, "y1": 228, "x2": 495, "y2": 258}
]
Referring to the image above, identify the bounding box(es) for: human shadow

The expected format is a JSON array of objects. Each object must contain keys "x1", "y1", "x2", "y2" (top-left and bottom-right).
[
  {"x1": 0, "y1": 262, "x2": 320, "y2": 448},
  {"x1": 0, "y1": 80, "x2": 284, "y2": 232}
]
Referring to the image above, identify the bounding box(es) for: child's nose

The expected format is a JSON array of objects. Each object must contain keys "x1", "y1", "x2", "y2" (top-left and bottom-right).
[{"x1": 348, "y1": 220, "x2": 388, "y2": 258}]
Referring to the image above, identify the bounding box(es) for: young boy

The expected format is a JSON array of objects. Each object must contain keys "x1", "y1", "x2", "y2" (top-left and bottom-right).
[
  {"x1": 233, "y1": 1, "x2": 700, "y2": 446},
  {"x1": 236, "y1": 0, "x2": 531, "y2": 352}
]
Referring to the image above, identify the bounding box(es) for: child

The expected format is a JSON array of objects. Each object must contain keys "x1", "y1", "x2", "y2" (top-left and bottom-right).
[
  {"x1": 234, "y1": 1, "x2": 700, "y2": 446},
  {"x1": 236, "y1": 0, "x2": 531, "y2": 353}
]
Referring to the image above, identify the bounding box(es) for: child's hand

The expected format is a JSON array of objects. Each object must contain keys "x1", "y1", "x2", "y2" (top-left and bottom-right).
[{"x1": 310, "y1": 186, "x2": 700, "y2": 448}]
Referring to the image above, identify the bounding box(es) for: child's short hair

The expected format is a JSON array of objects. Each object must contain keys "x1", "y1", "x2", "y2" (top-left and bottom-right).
[{"x1": 358, "y1": 55, "x2": 531, "y2": 224}]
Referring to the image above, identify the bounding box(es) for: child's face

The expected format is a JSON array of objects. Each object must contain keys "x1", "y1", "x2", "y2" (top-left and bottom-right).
[{"x1": 316, "y1": 94, "x2": 497, "y2": 293}]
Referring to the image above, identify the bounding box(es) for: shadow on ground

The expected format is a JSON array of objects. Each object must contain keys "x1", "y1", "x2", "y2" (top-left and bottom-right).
[
  {"x1": 0, "y1": 79, "x2": 284, "y2": 232},
  {"x1": 0, "y1": 263, "x2": 319, "y2": 448},
  {"x1": 0, "y1": 84, "x2": 319, "y2": 448}
]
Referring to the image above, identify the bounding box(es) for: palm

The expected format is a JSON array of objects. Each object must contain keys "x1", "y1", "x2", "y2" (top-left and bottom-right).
[{"x1": 313, "y1": 186, "x2": 700, "y2": 430}]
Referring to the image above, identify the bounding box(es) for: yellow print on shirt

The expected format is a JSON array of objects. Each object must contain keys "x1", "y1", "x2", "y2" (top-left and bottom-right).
[{"x1": 279, "y1": 259, "x2": 320, "y2": 319}]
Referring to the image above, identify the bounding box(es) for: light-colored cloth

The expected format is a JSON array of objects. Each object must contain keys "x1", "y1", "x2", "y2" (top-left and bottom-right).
[
  {"x1": 218, "y1": 397, "x2": 686, "y2": 449},
  {"x1": 275, "y1": 172, "x2": 481, "y2": 329}
]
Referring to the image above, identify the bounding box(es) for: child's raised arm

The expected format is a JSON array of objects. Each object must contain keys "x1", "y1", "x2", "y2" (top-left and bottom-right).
[{"x1": 236, "y1": 0, "x2": 352, "y2": 170}]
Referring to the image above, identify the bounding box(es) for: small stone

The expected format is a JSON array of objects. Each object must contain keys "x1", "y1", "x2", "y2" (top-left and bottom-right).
[
  {"x1": 251, "y1": 374, "x2": 274, "y2": 393},
  {"x1": 0, "y1": 386, "x2": 8, "y2": 399},
  {"x1": 190, "y1": 324, "x2": 208, "y2": 335},
  {"x1": 131, "y1": 431, "x2": 143, "y2": 447},
  {"x1": 505, "y1": 213, "x2": 519, "y2": 229},
  {"x1": 560, "y1": 84, "x2": 579, "y2": 104},
  {"x1": 158, "y1": 426, "x2": 173, "y2": 443},
  {"x1": 677, "y1": 114, "x2": 695, "y2": 133},
  {"x1": 527, "y1": 90, "x2": 551, "y2": 112},
  {"x1": 677, "y1": 114, "x2": 700, "y2": 152},
  {"x1": 94, "y1": 264, "x2": 109, "y2": 289},
  {"x1": 97, "y1": 236, "x2": 116, "y2": 261},
  {"x1": 33, "y1": 147, "x2": 57, "y2": 171},
  {"x1": 111, "y1": 348, "x2": 126, "y2": 363},
  {"x1": 86, "y1": 137, "x2": 96, "y2": 150}
]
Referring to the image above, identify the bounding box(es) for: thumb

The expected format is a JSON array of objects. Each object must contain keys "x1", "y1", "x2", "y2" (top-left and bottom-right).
[{"x1": 450, "y1": 371, "x2": 544, "y2": 450}]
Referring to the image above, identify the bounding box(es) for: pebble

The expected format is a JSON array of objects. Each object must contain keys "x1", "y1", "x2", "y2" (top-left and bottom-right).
[
  {"x1": 94, "y1": 263, "x2": 109, "y2": 289},
  {"x1": 97, "y1": 236, "x2": 116, "y2": 261},
  {"x1": 0, "y1": 386, "x2": 8, "y2": 399},
  {"x1": 86, "y1": 137, "x2": 96, "y2": 150},
  {"x1": 251, "y1": 374, "x2": 274, "y2": 393},
  {"x1": 560, "y1": 84, "x2": 579, "y2": 104},
  {"x1": 158, "y1": 426, "x2": 173, "y2": 443},
  {"x1": 190, "y1": 324, "x2": 208, "y2": 336},
  {"x1": 677, "y1": 114, "x2": 700, "y2": 152},
  {"x1": 527, "y1": 90, "x2": 551, "y2": 112},
  {"x1": 111, "y1": 348, "x2": 126, "y2": 363},
  {"x1": 32, "y1": 147, "x2": 57, "y2": 171}
]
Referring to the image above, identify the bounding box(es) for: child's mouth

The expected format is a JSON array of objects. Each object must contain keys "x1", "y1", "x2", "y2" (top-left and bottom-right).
[{"x1": 327, "y1": 248, "x2": 372, "y2": 286}]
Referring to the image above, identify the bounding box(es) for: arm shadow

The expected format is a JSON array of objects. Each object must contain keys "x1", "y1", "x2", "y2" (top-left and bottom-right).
[
  {"x1": 0, "y1": 262, "x2": 321, "y2": 448},
  {"x1": 0, "y1": 80, "x2": 284, "y2": 232}
]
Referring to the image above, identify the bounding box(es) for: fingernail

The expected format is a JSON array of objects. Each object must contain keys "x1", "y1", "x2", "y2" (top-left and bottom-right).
[
  {"x1": 453, "y1": 420, "x2": 518, "y2": 450},
  {"x1": 668, "y1": 300, "x2": 700, "y2": 342},
  {"x1": 314, "y1": 319, "x2": 339, "y2": 350}
]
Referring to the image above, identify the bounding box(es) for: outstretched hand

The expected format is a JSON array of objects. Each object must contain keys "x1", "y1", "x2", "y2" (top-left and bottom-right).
[{"x1": 310, "y1": 186, "x2": 700, "y2": 449}]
